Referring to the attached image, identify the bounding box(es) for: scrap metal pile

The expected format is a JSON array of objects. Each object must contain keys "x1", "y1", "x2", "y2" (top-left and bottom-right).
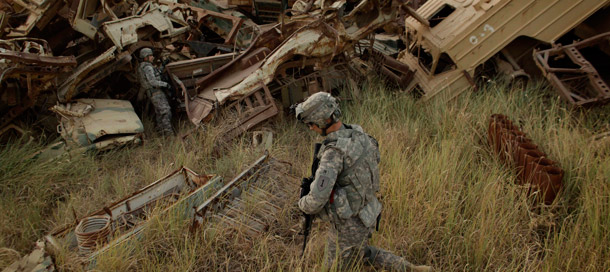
[{"x1": 3, "y1": 0, "x2": 610, "y2": 146}]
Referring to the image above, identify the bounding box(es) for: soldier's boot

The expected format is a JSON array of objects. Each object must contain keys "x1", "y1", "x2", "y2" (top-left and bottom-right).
[{"x1": 364, "y1": 246, "x2": 433, "y2": 272}]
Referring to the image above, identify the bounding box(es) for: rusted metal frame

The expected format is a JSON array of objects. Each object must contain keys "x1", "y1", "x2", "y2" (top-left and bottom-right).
[
  {"x1": 534, "y1": 32, "x2": 610, "y2": 106},
  {"x1": 221, "y1": 83, "x2": 278, "y2": 142},
  {"x1": 0, "y1": 51, "x2": 77, "y2": 67},
  {"x1": 163, "y1": 2, "x2": 246, "y2": 45},
  {"x1": 192, "y1": 34, "x2": 264, "y2": 93},
  {"x1": 4, "y1": 0, "x2": 59, "y2": 37},
  {"x1": 274, "y1": 57, "x2": 330, "y2": 78},
  {"x1": 367, "y1": 49, "x2": 414, "y2": 87},
  {"x1": 126, "y1": 34, "x2": 187, "y2": 55},
  {"x1": 198, "y1": 14, "x2": 245, "y2": 45},
  {"x1": 0, "y1": 104, "x2": 31, "y2": 132},
  {"x1": 1, "y1": 37, "x2": 53, "y2": 52},
  {"x1": 0, "y1": 66, "x2": 65, "y2": 78},
  {"x1": 192, "y1": 153, "x2": 270, "y2": 230}
]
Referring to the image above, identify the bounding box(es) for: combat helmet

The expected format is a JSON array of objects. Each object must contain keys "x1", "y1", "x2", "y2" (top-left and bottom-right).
[
  {"x1": 139, "y1": 47, "x2": 153, "y2": 59},
  {"x1": 295, "y1": 92, "x2": 341, "y2": 135}
]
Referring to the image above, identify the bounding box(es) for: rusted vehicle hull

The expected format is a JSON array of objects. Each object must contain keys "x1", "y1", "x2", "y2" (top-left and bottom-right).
[{"x1": 398, "y1": 0, "x2": 610, "y2": 102}]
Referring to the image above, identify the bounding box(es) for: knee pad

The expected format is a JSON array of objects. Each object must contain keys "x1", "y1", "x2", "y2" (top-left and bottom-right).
[{"x1": 363, "y1": 246, "x2": 378, "y2": 265}]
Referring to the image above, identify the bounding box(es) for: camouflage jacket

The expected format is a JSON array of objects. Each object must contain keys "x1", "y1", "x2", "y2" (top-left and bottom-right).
[
  {"x1": 298, "y1": 124, "x2": 382, "y2": 228},
  {"x1": 138, "y1": 61, "x2": 169, "y2": 91}
]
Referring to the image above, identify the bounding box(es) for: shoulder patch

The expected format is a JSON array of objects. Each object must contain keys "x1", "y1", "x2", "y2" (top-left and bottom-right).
[{"x1": 318, "y1": 175, "x2": 330, "y2": 189}]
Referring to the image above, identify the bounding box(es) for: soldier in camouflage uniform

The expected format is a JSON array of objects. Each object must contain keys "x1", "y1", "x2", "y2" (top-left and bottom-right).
[
  {"x1": 296, "y1": 92, "x2": 432, "y2": 272},
  {"x1": 138, "y1": 48, "x2": 174, "y2": 136}
]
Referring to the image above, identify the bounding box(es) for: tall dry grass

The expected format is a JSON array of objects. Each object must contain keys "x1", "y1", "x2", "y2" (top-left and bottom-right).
[{"x1": 1, "y1": 78, "x2": 609, "y2": 271}]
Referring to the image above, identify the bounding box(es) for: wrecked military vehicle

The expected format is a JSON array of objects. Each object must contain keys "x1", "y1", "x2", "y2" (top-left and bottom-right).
[{"x1": 395, "y1": 0, "x2": 610, "y2": 105}]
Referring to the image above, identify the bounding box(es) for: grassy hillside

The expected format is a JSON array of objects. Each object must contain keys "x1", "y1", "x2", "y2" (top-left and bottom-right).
[{"x1": 1, "y1": 79, "x2": 609, "y2": 271}]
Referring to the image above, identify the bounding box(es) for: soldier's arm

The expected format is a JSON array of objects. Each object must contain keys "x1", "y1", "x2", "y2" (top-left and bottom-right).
[
  {"x1": 298, "y1": 147, "x2": 343, "y2": 214},
  {"x1": 143, "y1": 65, "x2": 169, "y2": 88}
]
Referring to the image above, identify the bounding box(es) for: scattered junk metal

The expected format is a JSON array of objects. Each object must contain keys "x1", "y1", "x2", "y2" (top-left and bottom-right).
[
  {"x1": 44, "y1": 167, "x2": 220, "y2": 266},
  {"x1": 4, "y1": 153, "x2": 297, "y2": 270},
  {"x1": 191, "y1": 152, "x2": 299, "y2": 235}
]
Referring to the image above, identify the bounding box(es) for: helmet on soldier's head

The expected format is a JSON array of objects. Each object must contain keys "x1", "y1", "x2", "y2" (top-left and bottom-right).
[
  {"x1": 295, "y1": 92, "x2": 341, "y2": 128},
  {"x1": 139, "y1": 48, "x2": 153, "y2": 59}
]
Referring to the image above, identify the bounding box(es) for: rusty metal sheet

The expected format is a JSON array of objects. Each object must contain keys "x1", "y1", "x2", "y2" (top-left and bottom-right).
[
  {"x1": 534, "y1": 32, "x2": 610, "y2": 106},
  {"x1": 70, "y1": 0, "x2": 135, "y2": 39}
]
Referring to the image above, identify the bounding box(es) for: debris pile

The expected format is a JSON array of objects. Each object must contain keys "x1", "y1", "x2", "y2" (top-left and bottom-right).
[{"x1": 1, "y1": 0, "x2": 261, "y2": 144}]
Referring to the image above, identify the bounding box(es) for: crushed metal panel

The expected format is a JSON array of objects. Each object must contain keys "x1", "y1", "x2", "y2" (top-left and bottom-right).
[
  {"x1": 71, "y1": 0, "x2": 101, "y2": 39},
  {"x1": 212, "y1": 0, "x2": 401, "y2": 104},
  {"x1": 101, "y1": 8, "x2": 189, "y2": 49},
  {"x1": 362, "y1": 48, "x2": 414, "y2": 87},
  {"x1": 166, "y1": 52, "x2": 238, "y2": 101},
  {"x1": 534, "y1": 32, "x2": 610, "y2": 106},
  {"x1": 52, "y1": 99, "x2": 143, "y2": 149},
  {"x1": 2, "y1": 0, "x2": 61, "y2": 38},
  {"x1": 398, "y1": 0, "x2": 610, "y2": 101},
  {"x1": 191, "y1": 44, "x2": 273, "y2": 123},
  {"x1": 70, "y1": 0, "x2": 135, "y2": 39}
]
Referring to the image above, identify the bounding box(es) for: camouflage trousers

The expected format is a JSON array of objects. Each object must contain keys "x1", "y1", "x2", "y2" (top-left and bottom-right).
[
  {"x1": 325, "y1": 217, "x2": 422, "y2": 271},
  {"x1": 149, "y1": 90, "x2": 173, "y2": 136}
]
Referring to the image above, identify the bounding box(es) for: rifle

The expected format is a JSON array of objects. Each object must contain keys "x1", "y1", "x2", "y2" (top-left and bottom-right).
[{"x1": 300, "y1": 142, "x2": 322, "y2": 256}]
